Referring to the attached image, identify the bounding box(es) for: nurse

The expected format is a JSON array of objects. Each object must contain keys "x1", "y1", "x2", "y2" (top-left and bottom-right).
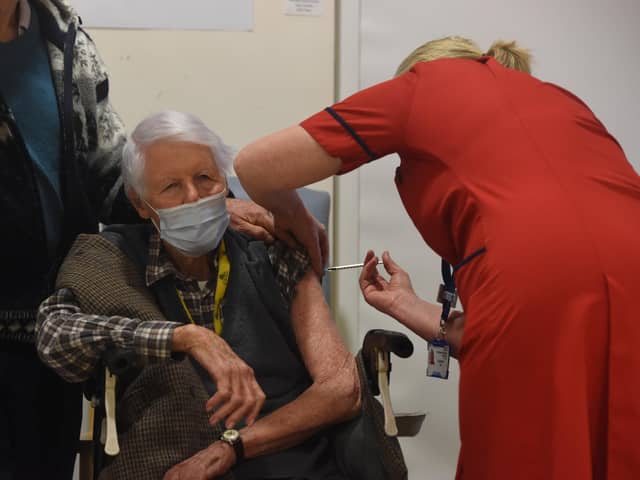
[{"x1": 235, "y1": 36, "x2": 640, "y2": 479}]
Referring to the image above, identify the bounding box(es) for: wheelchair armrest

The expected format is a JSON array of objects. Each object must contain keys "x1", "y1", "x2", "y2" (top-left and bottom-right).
[
  {"x1": 102, "y1": 348, "x2": 143, "y2": 377},
  {"x1": 361, "y1": 329, "x2": 413, "y2": 396},
  {"x1": 361, "y1": 329, "x2": 426, "y2": 437},
  {"x1": 83, "y1": 348, "x2": 143, "y2": 406}
]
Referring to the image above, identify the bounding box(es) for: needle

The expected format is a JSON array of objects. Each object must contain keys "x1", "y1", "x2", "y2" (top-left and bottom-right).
[{"x1": 325, "y1": 260, "x2": 384, "y2": 271}]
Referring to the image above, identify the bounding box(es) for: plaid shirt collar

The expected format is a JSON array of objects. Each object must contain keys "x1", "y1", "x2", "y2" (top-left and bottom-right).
[{"x1": 145, "y1": 231, "x2": 218, "y2": 287}]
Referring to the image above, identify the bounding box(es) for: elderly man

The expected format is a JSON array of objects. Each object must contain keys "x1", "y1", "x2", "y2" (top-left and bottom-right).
[{"x1": 36, "y1": 111, "x2": 361, "y2": 480}]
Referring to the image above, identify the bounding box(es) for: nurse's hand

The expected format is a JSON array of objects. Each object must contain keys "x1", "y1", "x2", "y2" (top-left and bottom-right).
[
  {"x1": 360, "y1": 250, "x2": 463, "y2": 349},
  {"x1": 359, "y1": 250, "x2": 417, "y2": 317},
  {"x1": 274, "y1": 201, "x2": 329, "y2": 277}
]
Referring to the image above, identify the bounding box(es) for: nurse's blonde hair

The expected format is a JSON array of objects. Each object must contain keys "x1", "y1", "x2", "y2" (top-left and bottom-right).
[{"x1": 395, "y1": 36, "x2": 532, "y2": 76}]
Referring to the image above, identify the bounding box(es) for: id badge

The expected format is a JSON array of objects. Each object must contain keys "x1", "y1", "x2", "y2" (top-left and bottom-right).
[{"x1": 426, "y1": 339, "x2": 450, "y2": 379}]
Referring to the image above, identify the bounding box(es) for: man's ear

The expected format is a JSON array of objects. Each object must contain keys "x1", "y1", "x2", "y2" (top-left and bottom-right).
[{"x1": 127, "y1": 188, "x2": 151, "y2": 220}]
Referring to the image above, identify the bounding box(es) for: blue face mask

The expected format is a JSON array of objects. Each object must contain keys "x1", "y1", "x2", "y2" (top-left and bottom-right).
[{"x1": 145, "y1": 189, "x2": 230, "y2": 257}]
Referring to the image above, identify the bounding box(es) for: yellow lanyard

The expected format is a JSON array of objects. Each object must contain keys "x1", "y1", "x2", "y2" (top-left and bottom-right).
[{"x1": 176, "y1": 240, "x2": 230, "y2": 335}]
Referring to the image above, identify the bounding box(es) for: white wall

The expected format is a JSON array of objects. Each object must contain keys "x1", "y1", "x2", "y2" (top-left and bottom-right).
[
  {"x1": 87, "y1": 1, "x2": 335, "y2": 193},
  {"x1": 336, "y1": 0, "x2": 640, "y2": 478}
]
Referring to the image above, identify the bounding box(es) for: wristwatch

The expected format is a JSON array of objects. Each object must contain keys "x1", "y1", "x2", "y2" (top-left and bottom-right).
[{"x1": 219, "y1": 429, "x2": 244, "y2": 463}]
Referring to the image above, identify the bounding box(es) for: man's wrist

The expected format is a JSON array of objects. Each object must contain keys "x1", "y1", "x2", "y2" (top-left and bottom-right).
[
  {"x1": 171, "y1": 324, "x2": 202, "y2": 353},
  {"x1": 219, "y1": 429, "x2": 244, "y2": 463},
  {"x1": 216, "y1": 439, "x2": 236, "y2": 461},
  {"x1": 131, "y1": 321, "x2": 178, "y2": 360}
]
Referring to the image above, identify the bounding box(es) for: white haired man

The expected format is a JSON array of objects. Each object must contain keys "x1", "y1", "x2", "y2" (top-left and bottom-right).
[{"x1": 36, "y1": 111, "x2": 362, "y2": 480}]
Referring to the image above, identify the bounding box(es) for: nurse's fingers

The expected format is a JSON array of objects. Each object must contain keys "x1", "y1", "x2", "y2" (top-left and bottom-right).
[
  {"x1": 274, "y1": 225, "x2": 298, "y2": 249},
  {"x1": 319, "y1": 225, "x2": 329, "y2": 272},
  {"x1": 381, "y1": 251, "x2": 404, "y2": 275},
  {"x1": 360, "y1": 251, "x2": 378, "y2": 282},
  {"x1": 307, "y1": 218, "x2": 328, "y2": 277},
  {"x1": 362, "y1": 250, "x2": 376, "y2": 265},
  {"x1": 361, "y1": 252, "x2": 389, "y2": 289}
]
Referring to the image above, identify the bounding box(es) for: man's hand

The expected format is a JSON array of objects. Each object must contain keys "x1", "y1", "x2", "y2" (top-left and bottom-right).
[
  {"x1": 226, "y1": 197, "x2": 301, "y2": 248},
  {"x1": 226, "y1": 197, "x2": 278, "y2": 244},
  {"x1": 172, "y1": 325, "x2": 265, "y2": 428},
  {"x1": 163, "y1": 441, "x2": 235, "y2": 480}
]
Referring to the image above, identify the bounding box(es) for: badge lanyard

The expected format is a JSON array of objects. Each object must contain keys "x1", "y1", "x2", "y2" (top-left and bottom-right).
[
  {"x1": 177, "y1": 239, "x2": 230, "y2": 335},
  {"x1": 427, "y1": 247, "x2": 487, "y2": 379},
  {"x1": 427, "y1": 259, "x2": 456, "y2": 379}
]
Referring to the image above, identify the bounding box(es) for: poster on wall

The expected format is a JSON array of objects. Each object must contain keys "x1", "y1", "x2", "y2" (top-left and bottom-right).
[{"x1": 72, "y1": 0, "x2": 254, "y2": 31}]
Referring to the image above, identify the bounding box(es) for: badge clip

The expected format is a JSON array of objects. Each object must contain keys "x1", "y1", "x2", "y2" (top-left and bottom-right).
[{"x1": 436, "y1": 284, "x2": 458, "y2": 308}]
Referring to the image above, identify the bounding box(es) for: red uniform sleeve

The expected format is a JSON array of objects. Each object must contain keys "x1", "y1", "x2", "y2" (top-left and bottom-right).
[{"x1": 300, "y1": 70, "x2": 418, "y2": 174}]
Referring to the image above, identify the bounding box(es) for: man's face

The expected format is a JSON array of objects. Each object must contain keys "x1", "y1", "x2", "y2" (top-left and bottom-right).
[{"x1": 131, "y1": 141, "x2": 226, "y2": 222}]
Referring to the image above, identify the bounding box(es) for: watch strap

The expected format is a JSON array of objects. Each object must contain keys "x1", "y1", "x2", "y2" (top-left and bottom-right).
[{"x1": 220, "y1": 430, "x2": 244, "y2": 463}]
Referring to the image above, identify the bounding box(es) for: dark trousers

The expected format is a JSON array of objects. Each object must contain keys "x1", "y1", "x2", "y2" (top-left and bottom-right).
[{"x1": 0, "y1": 342, "x2": 82, "y2": 480}]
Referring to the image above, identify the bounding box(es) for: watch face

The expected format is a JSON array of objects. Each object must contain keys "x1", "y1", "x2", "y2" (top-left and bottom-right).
[{"x1": 222, "y1": 429, "x2": 240, "y2": 443}]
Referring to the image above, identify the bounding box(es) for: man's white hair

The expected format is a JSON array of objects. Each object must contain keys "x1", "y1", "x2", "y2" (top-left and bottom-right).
[{"x1": 122, "y1": 110, "x2": 234, "y2": 195}]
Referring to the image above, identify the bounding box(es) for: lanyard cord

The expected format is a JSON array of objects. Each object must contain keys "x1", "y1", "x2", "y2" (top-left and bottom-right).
[
  {"x1": 176, "y1": 240, "x2": 230, "y2": 335},
  {"x1": 438, "y1": 260, "x2": 456, "y2": 338},
  {"x1": 438, "y1": 247, "x2": 487, "y2": 338}
]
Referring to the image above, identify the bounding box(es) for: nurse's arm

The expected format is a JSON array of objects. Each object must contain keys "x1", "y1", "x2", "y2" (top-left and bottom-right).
[
  {"x1": 235, "y1": 126, "x2": 340, "y2": 274},
  {"x1": 380, "y1": 281, "x2": 465, "y2": 357},
  {"x1": 234, "y1": 126, "x2": 341, "y2": 211}
]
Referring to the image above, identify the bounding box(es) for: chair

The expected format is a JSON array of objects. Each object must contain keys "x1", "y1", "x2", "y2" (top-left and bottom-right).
[
  {"x1": 86, "y1": 335, "x2": 418, "y2": 480},
  {"x1": 79, "y1": 181, "x2": 423, "y2": 479}
]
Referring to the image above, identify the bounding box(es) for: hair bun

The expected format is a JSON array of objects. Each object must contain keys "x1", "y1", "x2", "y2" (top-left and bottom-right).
[{"x1": 485, "y1": 40, "x2": 532, "y2": 73}]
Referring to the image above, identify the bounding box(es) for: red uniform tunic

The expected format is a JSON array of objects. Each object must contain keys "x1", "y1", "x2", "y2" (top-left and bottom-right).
[{"x1": 301, "y1": 57, "x2": 640, "y2": 479}]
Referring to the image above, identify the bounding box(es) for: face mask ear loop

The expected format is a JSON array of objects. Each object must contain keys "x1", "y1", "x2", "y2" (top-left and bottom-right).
[
  {"x1": 142, "y1": 198, "x2": 161, "y2": 233},
  {"x1": 150, "y1": 217, "x2": 161, "y2": 233}
]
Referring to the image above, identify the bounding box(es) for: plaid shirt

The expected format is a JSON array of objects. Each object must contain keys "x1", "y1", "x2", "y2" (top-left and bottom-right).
[{"x1": 36, "y1": 232, "x2": 310, "y2": 383}]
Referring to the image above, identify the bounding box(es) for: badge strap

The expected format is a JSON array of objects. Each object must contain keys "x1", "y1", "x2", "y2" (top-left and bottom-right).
[{"x1": 426, "y1": 259, "x2": 456, "y2": 379}]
